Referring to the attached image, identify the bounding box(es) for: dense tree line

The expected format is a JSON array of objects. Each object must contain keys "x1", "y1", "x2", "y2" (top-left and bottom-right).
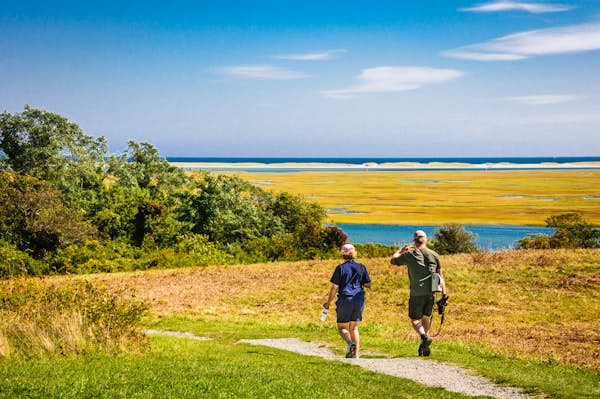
[{"x1": 0, "y1": 106, "x2": 346, "y2": 277}]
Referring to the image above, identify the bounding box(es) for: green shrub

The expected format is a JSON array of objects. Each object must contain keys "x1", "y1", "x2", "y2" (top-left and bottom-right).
[
  {"x1": 518, "y1": 213, "x2": 599, "y2": 250},
  {"x1": 430, "y1": 224, "x2": 478, "y2": 255},
  {"x1": 546, "y1": 212, "x2": 599, "y2": 248},
  {"x1": 0, "y1": 172, "x2": 96, "y2": 257},
  {"x1": 50, "y1": 240, "x2": 142, "y2": 274},
  {"x1": 354, "y1": 243, "x2": 396, "y2": 258},
  {"x1": 517, "y1": 234, "x2": 551, "y2": 249},
  {"x1": 174, "y1": 234, "x2": 235, "y2": 266},
  {"x1": 0, "y1": 241, "x2": 41, "y2": 278}
]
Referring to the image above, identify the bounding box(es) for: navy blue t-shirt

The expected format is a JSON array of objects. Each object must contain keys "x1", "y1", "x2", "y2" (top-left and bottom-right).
[{"x1": 330, "y1": 259, "x2": 371, "y2": 298}]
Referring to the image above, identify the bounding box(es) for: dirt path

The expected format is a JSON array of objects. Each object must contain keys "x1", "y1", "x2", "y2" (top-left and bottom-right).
[
  {"x1": 143, "y1": 330, "x2": 535, "y2": 399},
  {"x1": 238, "y1": 338, "x2": 536, "y2": 399}
]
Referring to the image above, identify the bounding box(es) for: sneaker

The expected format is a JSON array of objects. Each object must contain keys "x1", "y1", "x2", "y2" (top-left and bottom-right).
[
  {"x1": 345, "y1": 342, "x2": 356, "y2": 358},
  {"x1": 421, "y1": 337, "x2": 433, "y2": 357},
  {"x1": 350, "y1": 344, "x2": 357, "y2": 358}
]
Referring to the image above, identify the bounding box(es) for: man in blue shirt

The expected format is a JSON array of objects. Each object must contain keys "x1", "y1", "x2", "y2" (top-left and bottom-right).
[{"x1": 323, "y1": 244, "x2": 372, "y2": 358}]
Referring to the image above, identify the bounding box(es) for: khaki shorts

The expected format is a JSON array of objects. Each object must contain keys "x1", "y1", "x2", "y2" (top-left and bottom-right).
[{"x1": 408, "y1": 294, "x2": 434, "y2": 320}]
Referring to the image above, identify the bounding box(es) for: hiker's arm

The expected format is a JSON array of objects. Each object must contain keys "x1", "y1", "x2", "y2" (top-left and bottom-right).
[
  {"x1": 390, "y1": 246, "x2": 411, "y2": 265},
  {"x1": 362, "y1": 267, "x2": 372, "y2": 289},
  {"x1": 323, "y1": 284, "x2": 338, "y2": 309}
]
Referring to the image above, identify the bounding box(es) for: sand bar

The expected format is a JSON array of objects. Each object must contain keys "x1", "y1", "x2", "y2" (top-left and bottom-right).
[{"x1": 170, "y1": 161, "x2": 600, "y2": 170}]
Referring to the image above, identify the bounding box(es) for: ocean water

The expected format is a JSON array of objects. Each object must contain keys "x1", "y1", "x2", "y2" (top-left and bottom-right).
[
  {"x1": 336, "y1": 224, "x2": 555, "y2": 250},
  {"x1": 168, "y1": 156, "x2": 600, "y2": 164}
]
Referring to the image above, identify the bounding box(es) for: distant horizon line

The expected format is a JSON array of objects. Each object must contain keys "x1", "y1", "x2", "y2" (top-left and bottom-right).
[{"x1": 166, "y1": 156, "x2": 600, "y2": 163}]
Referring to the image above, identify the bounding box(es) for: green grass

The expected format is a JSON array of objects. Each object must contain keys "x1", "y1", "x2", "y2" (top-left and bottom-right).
[
  {"x1": 1, "y1": 335, "x2": 472, "y2": 399},
  {"x1": 146, "y1": 317, "x2": 600, "y2": 399},
  {"x1": 3, "y1": 249, "x2": 599, "y2": 398}
]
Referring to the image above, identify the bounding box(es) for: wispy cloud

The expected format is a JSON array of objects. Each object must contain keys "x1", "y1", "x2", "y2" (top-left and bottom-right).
[
  {"x1": 216, "y1": 65, "x2": 309, "y2": 80},
  {"x1": 443, "y1": 22, "x2": 600, "y2": 61},
  {"x1": 461, "y1": 1, "x2": 573, "y2": 14},
  {"x1": 273, "y1": 49, "x2": 347, "y2": 61},
  {"x1": 505, "y1": 94, "x2": 579, "y2": 105},
  {"x1": 321, "y1": 66, "x2": 463, "y2": 99}
]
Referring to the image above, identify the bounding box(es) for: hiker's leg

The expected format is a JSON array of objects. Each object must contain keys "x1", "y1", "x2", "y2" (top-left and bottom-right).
[
  {"x1": 349, "y1": 321, "x2": 360, "y2": 353},
  {"x1": 421, "y1": 316, "x2": 431, "y2": 336},
  {"x1": 337, "y1": 322, "x2": 352, "y2": 344},
  {"x1": 411, "y1": 318, "x2": 427, "y2": 337}
]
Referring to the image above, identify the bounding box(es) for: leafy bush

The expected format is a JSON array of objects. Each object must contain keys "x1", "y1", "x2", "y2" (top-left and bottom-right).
[
  {"x1": 0, "y1": 280, "x2": 148, "y2": 359},
  {"x1": 518, "y1": 213, "x2": 599, "y2": 249},
  {"x1": 546, "y1": 213, "x2": 599, "y2": 248},
  {"x1": 430, "y1": 224, "x2": 478, "y2": 254},
  {"x1": 49, "y1": 237, "x2": 237, "y2": 274},
  {"x1": 354, "y1": 243, "x2": 396, "y2": 258},
  {"x1": 0, "y1": 172, "x2": 96, "y2": 257},
  {"x1": 321, "y1": 226, "x2": 348, "y2": 249},
  {"x1": 517, "y1": 234, "x2": 551, "y2": 250},
  {"x1": 0, "y1": 241, "x2": 46, "y2": 278},
  {"x1": 174, "y1": 234, "x2": 235, "y2": 265}
]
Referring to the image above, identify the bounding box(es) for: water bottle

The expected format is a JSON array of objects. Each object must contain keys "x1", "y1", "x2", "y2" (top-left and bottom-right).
[{"x1": 320, "y1": 308, "x2": 329, "y2": 321}]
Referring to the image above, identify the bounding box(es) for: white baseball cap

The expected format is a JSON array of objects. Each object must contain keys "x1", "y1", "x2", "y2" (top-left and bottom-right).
[{"x1": 341, "y1": 243, "x2": 356, "y2": 254}]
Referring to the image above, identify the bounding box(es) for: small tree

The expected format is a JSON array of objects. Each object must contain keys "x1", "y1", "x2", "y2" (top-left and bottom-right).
[
  {"x1": 0, "y1": 172, "x2": 96, "y2": 256},
  {"x1": 430, "y1": 224, "x2": 477, "y2": 255},
  {"x1": 0, "y1": 105, "x2": 107, "y2": 210},
  {"x1": 518, "y1": 212, "x2": 599, "y2": 249},
  {"x1": 517, "y1": 234, "x2": 551, "y2": 249},
  {"x1": 546, "y1": 212, "x2": 599, "y2": 248}
]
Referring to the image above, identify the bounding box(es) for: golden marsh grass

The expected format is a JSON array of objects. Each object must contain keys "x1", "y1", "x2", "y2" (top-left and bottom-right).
[{"x1": 210, "y1": 170, "x2": 600, "y2": 225}]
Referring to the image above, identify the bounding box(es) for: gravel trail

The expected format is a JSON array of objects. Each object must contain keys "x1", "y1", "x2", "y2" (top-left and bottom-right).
[{"x1": 238, "y1": 338, "x2": 536, "y2": 399}]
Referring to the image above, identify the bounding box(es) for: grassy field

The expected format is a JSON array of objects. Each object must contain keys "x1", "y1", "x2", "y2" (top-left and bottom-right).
[
  {"x1": 2, "y1": 248, "x2": 596, "y2": 398},
  {"x1": 213, "y1": 170, "x2": 600, "y2": 225},
  {"x1": 0, "y1": 335, "x2": 478, "y2": 399}
]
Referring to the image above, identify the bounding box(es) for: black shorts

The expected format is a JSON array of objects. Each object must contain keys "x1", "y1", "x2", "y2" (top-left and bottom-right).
[
  {"x1": 336, "y1": 295, "x2": 365, "y2": 323},
  {"x1": 408, "y1": 294, "x2": 435, "y2": 320}
]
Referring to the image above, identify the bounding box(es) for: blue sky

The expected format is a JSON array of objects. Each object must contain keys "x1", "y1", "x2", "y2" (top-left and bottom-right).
[{"x1": 1, "y1": 1, "x2": 600, "y2": 157}]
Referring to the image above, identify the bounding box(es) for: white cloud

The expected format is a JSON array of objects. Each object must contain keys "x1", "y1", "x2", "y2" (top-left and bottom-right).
[
  {"x1": 505, "y1": 94, "x2": 579, "y2": 105},
  {"x1": 443, "y1": 22, "x2": 600, "y2": 61},
  {"x1": 461, "y1": 1, "x2": 573, "y2": 13},
  {"x1": 216, "y1": 65, "x2": 309, "y2": 80},
  {"x1": 273, "y1": 49, "x2": 347, "y2": 61},
  {"x1": 321, "y1": 66, "x2": 463, "y2": 99}
]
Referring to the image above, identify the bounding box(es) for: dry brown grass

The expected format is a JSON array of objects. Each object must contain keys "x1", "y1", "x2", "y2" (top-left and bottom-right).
[
  {"x1": 47, "y1": 248, "x2": 600, "y2": 369},
  {"x1": 0, "y1": 311, "x2": 88, "y2": 358},
  {"x1": 0, "y1": 280, "x2": 149, "y2": 360}
]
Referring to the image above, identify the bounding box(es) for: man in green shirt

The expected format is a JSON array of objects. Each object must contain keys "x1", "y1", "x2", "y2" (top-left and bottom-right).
[{"x1": 390, "y1": 230, "x2": 446, "y2": 356}]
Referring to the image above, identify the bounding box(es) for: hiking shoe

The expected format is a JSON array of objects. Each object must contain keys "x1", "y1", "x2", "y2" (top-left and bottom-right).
[
  {"x1": 345, "y1": 343, "x2": 356, "y2": 358},
  {"x1": 421, "y1": 337, "x2": 433, "y2": 357},
  {"x1": 350, "y1": 344, "x2": 358, "y2": 358},
  {"x1": 418, "y1": 343, "x2": 423, "y2": 357}
]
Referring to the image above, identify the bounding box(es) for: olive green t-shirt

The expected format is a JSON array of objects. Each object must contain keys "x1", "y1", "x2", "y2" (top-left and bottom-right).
[{"x1": 391, "y1": 247, "x2": 441, "y2": 296}]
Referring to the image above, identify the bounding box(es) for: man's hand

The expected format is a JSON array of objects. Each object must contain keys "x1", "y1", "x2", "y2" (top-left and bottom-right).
[
  {"x1": 401, "y1": 245, "x2": 413, "y2": 253},
  {"x1": 323, "y1": 302, "x2": 330, "y2": 309}
]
